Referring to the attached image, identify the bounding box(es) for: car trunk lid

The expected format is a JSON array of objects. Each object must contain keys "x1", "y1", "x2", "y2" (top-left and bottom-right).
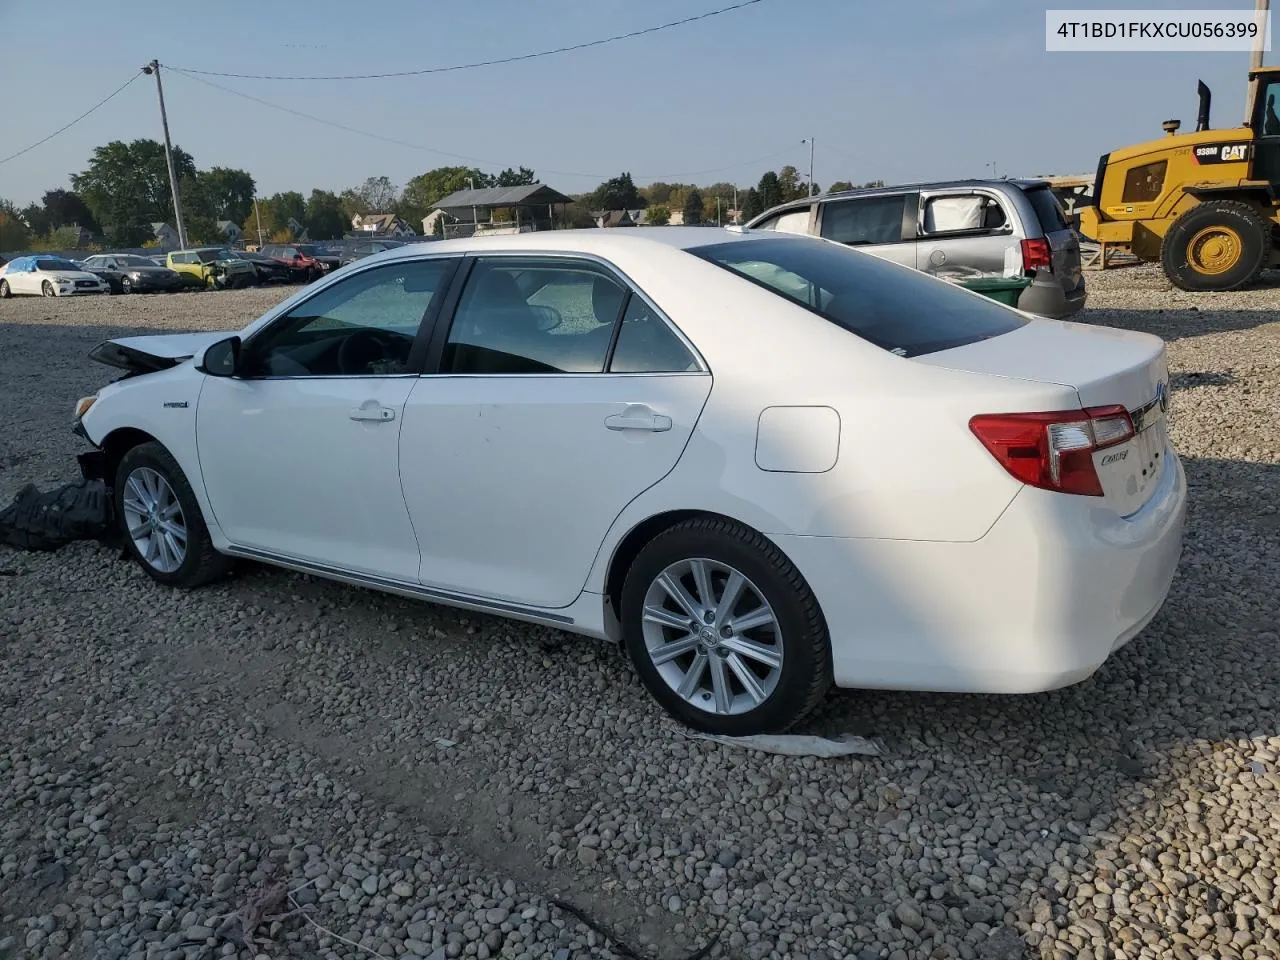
[{"x1": 917, "y1": 318, "x2": 1171, "y2": 515}]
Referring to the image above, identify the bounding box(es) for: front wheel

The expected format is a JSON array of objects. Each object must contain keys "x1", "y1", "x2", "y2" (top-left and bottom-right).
[
  {"x1": 42, "y1": 280, "x2": 56, "y2": 297},
  {"x1": 115, "y1": 442, "x2": 232, "y2": 588},
  {"x1": 620, "y1": 517, "x2": 832, "y2": 734},
  {"x1": 120, "y1": 276, "x2": 133, "y2": 294},
  {"x1": 1161, "y1": 199, "x2": 1272, "y2": 291}
]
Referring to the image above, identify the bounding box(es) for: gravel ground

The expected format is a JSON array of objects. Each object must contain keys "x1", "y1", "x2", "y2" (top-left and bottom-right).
[{"x1": 1, "y1": 266, "x2": 1278, "y2": 960}]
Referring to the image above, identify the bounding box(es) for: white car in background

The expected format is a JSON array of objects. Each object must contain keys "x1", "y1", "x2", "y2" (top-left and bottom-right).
[
  {"x1": 70, "y1": 228, "x2": 1186, "y2": 734},
  {"x1": 0, "y1": 254, "x2": 110, "y2": 297}
]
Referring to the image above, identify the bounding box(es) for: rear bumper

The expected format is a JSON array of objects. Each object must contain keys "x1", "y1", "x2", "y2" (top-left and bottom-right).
[
  {"x1": 771, "y1": 443, "x2": 1186, "y2": 694},
  {"x1": 1018, "y1": 275, "x2": 1087, "y2": 318}
]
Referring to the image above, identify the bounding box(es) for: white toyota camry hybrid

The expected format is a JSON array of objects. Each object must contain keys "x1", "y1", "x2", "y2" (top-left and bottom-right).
[{"x1": 71, "y1": 226, "x2": 1186, "y2": 734}]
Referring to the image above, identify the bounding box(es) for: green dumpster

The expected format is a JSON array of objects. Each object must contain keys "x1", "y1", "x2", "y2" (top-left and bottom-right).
[{"x1": 955, "y1": 275, "x2": 1031, "y2": 308}]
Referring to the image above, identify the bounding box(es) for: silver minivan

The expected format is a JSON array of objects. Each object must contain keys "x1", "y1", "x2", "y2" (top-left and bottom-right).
[{"x1": 745, "y1": 178, "x2": 1087, "y2": 319}]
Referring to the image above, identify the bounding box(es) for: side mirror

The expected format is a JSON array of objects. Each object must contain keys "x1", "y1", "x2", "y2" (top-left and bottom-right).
[{"x1": 199, "y1": 336, "x2": 242, "y2": 377}]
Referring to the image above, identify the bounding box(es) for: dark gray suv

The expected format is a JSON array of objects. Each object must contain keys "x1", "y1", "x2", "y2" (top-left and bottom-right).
[{"x1": 746, "y1": 178, "x2": 1086, "y2": 319}]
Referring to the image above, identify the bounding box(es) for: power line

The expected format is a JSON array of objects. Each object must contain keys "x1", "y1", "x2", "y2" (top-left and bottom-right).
[
  {"x1": 167, "y1": 67, "x2": 802, "y2": 182},
  {"x1": 164, "y1": 0, "x2": 770, "y2": 81},
  {"x1": 0, "y1": 74, "x2": 141, "y2": 166}
]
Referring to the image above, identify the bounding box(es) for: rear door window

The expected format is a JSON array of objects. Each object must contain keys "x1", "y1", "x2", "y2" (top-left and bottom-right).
[
  {"x1": 691, "y1": 236, "x2": 1028, "y2": 357},
  {"x1": 818, "y1": 195, "x2": 908, "y2": 245}
]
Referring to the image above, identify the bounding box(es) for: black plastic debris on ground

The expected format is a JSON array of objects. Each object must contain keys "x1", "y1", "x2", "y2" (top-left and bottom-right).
[{"x1": 0, "y1": 480, "x2": 116, "y2": 552}]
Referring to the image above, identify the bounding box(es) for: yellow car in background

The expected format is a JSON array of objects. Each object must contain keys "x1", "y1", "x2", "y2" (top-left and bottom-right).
[{"x1": 166, "y1": 247, "x2": 257, "y2": 290}]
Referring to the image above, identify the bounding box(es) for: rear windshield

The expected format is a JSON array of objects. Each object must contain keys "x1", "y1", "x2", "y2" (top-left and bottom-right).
[
  {"x1": 1024, "y1": 185, "x2": 1069, "y2": 232},
  {"x1": 691, "y1": 236, "x2": 1028, "y2": 357}
]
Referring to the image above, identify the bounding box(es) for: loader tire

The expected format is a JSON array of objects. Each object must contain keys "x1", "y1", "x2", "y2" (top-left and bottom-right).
[{"x1": 1161, "y1": 199, "x2": 1271, "y2": 291}]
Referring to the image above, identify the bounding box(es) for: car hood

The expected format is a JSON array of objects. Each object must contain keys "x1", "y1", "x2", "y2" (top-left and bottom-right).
[
  {"x1": 88, "y1": 331, "x2": 236, "y2": 374},
  {"x1": 47, "y1": 270, "x2": 101, "y2": 281}
]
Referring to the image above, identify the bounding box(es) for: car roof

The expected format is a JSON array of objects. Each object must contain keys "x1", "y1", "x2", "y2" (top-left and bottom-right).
[
  {"x1": 751, "y1": 177, "x2": 1051, "y2": 217},
  {"x1": 357, "y1": 225, "x2": 801, "y2": 264}
]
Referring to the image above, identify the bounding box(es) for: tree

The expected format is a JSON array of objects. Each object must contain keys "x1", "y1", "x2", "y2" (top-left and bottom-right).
[
  {"x1": 740, "y1": 187, "x2": 764, "y2": 221},
  {"x1": 778, "y1": 165, "x2": 807, "y2": 202},
  {"x1": 41, "y1": 189, "x2": 99, "y2": 233},
  {"x1": 247, "y1": 192, "x2": 308, "y2": 239},
  {"x1": 72, "y1": 138, "x2": 197, "y2": 245},
  {"x1": 0, "y1": 199, "x2": 30, "y2": 249},
  {"x1": 756, "y1": 172, "x2": 782, "y2": 211},
  {"x1": 20, "y1": 203, "x2": 52, "y2": 237},
  {"x1": 495, "y1": 166, "x2": 536, "y2": 187},
  {"x1": 590, "y1": 172, "x2": 644, "y2": 212},
  {"x1": 306, "y1": 189, "x2": 347, "y2": 240},
  {"x1": 827, "y1": 180, "x2": 854, "y2": 193},
  {"x1": 355, "y1": 175, "x2": 400, "y2": 213},
  {"x1": 196, "y1": 167, "x2": 256, "y2": 225},
  {"x1": 683, "y1": 189, "x2": 704, "y2": 226},
  {"x1": 644, "y1": 182, "x2": 675, "y2": 205},
  {"x1": 401, "y1": 166, "x2": 492, "y2": 225},
  {"x1": 646, "y1": 204, "x2": 671, "y2": 226}
]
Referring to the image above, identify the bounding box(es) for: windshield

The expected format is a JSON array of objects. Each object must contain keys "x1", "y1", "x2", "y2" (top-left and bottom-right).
[
  {"x1": 35, "y1": 258, "x2": 79, "y2": 272},
  {"x1": 296, "y1": 244, "x2": 330, "y2": 256},
  {"x1": 195, "y1": 249, "x2": 232, "y2": 263},
  {"x1": 691, "y1": 236, "x2": 1028, "y2": 357},
  {"x1": 119, "y1": 256, "x2": 157, "y2": 267}
]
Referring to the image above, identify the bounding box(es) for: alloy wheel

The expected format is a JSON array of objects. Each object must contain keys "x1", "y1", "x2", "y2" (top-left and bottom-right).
[
  {"x1": 641, "y1": 557, "x2": 784, "y2": 716},
  {"x1": 122, "y1": 466, "x2": 188, "y2": 574},
  {"x1": 121, "y1": 277, "x2": 133, "y2": 294},
  {"x1": 42, "y1": 281, "x2": 55, "y2": 297}
]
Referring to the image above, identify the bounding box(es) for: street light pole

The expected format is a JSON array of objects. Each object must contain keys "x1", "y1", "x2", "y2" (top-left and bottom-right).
[
  {"x1": 141, "y1": 60, "x2": 187, "y2": 249},
  {"x1": 802, "y1": 137, "x2": 815, "y2": 196}
]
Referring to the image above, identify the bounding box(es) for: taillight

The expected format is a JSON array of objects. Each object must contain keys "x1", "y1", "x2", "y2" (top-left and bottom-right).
[
  {"x1": 1021, "y1": 237, "x2": 1053, "y2": 274},
  {"x1": 969, "y1": 405, "x2": 1134, "y2": 496}
]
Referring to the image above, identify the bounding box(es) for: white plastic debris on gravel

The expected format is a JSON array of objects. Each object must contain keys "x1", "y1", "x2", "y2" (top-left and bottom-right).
[{"x1": 1, "y1": 266, "x2": 1279, "y2": 960}]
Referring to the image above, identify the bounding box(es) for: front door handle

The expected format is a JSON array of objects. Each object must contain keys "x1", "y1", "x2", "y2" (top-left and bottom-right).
[
  {"x1": 605, "y1": 405, "x2": 671, "y2": 432},
  {"x1": 349, "y1": 405, "x2": 395, "y2": 422}
]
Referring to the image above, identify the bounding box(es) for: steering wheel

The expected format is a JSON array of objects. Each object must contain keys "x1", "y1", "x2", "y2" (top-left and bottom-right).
[{"x1": 337, "y1": 328, "x2": 401, "y2": 375}]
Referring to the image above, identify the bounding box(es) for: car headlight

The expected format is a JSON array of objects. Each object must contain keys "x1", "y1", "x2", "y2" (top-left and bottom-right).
[{"x1": 74, "y1": 395, "x2": 97, "y2": 419}]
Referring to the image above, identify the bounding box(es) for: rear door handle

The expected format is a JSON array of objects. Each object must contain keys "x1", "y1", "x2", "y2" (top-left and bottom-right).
[
  {"x1": 349, "y1": 405, "x2": 395, "y2": 422},
  {"x1": 605, "y1": 406, "x2": 671, "y2": 432}
]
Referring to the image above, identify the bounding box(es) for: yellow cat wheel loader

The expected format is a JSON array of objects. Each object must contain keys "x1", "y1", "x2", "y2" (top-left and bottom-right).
[{"x1": 1079, "y1": 68, "x2": 1280, "y2": 291}]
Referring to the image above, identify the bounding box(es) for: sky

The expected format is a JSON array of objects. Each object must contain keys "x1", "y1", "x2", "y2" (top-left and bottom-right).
[{"x1": 0, "y1": 0, "x2": 1273, "y2": 207}]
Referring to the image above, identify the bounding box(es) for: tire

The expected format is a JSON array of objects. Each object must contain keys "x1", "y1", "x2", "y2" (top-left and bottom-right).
[
  {"x1": 42, "y1": 280, "x2": 56, "y2": 297},
  {"x1": 1161, "y1": 199, "x2": 1272, "y2": 291},
  {"x1": 0, "y1": 279, "x2": 9, "y2": 298},
  {"x1": 114, "y1": 441, "x2": 231, "y2": 589},
  {"x1": 620, "y1": 516, "x2": 832, "y2": 734},
  {"x1": 120, "y1": 276, "x2": 133, "y2": 294}
]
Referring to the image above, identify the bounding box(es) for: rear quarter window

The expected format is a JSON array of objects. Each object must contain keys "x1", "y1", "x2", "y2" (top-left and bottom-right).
[
  {"x1": 691, "y1": 236, "x2": 1028, "y2": 357},
  {"x1": 1023, "y1": 186, "x2": 1069, "y2": 232}
]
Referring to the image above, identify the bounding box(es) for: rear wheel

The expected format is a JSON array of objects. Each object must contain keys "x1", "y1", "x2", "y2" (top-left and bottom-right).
[
  {"x1": 1161, "y1": 199, "x2": 1272, "y2": 291},
  {"x1": 115, "y1": 442, "x2": 231, "y2": 588},
  {"x1": 0, "y1": 279, "x2": 10, "y2": 298},
  {"x1": 620, "y1": 517, "x2": 832, "y2": 734}
]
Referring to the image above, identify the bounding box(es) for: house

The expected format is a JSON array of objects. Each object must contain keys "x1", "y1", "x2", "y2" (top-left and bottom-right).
[
  {"x1": 596, "y1": 210, "x2": 636, "y2": 228},
  {"x1": 216, "y1": 220, "x2": 243, "y2": 243},
  {"x1": 627, "y1": 209, "x2": 647, "y2": 226},
  {"x1": 420, "y1": 210, "x2": 447, "y2": 237},
  {"x1": 351, "y1": 213, "x2": 416, "y2": 237},
  {"x1": 150, "y1": 222, "x2": 180, "y2": 249}
]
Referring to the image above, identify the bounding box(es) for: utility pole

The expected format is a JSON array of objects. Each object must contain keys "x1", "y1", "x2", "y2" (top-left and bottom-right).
[
  {"x1": 732, "y1": 184, "x2": 738, "y2": 223},
  {"x1": 801, "y1": 137, "x2": 815, "y2": 196},
  {"x1": 254, "y1": 197, "x2": 264, "y2": 247},
  {"x1": 141, "y1": 60, "x2": 187, "y2": 249},
  {"x1": 1245, "y1": 0, "x2": 1269, "y2": 124}
]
